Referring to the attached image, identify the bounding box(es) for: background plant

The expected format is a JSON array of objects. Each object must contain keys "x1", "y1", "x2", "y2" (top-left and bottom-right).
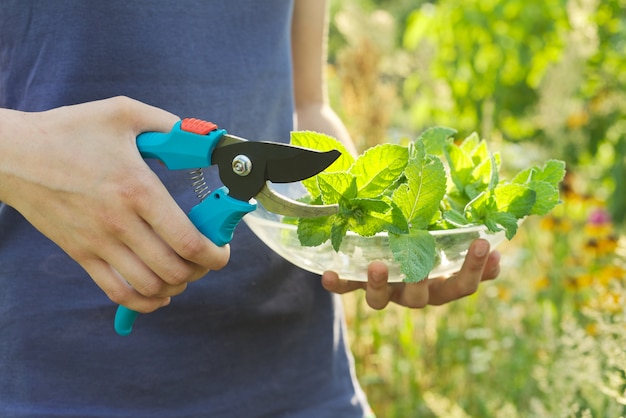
[{"x1": 327, "y1": 0, "x2": 626, "y2": 416}]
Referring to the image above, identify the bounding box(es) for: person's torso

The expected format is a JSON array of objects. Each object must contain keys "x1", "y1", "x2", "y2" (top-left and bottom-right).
[{"x1": 0, "y1": 2, "x2": 368, "y2": 417}]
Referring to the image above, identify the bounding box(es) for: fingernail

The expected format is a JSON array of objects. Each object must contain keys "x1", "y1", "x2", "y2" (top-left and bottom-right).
[
  {"x1": 474, "y1": 240, "x2": 489, "y2": 257},
  {"x1": 370, "y1": 270, "x2": 386, "y2": 285},
  {"x1": 160, "y1": 298, "x2": 171, "y2": 308}
]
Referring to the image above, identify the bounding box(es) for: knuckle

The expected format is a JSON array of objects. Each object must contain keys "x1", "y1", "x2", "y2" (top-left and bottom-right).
[
  {"x1": 366, "y1": 295, "x2": 389, "y2": 310},
  {"x1": 177, "y1": 231, "x2": 205, "y2": 260},
  {"x1": 138, "y1": 280, "x2": 167, "y2": 298},
  {"x1": 98, "y1": 210, "x2": 130, "y2": 237},
  {"x1": 115, "y1": 178, "x2": 149, "y2": 207},
  {"x1": 108, "y1": 95, "x2": 136, "y2": 116},
  {"x1": 457, "y1": 282, "x2": 479, "y2": 298},
  {"x1": 104, "y1": 287, "x2": 131, "y2": 306},
  {"x1": 176, "y1": 233, "x2": 230, "y2": 271},
  {"x1": 163, "y1": 263, "x2": 194, "y2": 286}
]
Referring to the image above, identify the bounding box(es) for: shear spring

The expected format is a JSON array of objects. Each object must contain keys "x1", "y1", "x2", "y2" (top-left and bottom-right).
[{"x1": 189, "y1": 168, "x2": 210, "y2": 200}]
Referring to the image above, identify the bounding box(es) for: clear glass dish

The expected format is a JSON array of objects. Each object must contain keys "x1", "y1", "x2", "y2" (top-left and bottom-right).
[{"x1": 243, "y1": 183, "x2": 508, "y2": 282}]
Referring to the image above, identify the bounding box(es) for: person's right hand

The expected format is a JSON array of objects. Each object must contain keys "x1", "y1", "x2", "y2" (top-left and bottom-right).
[{"x1": 0, "y1": 96, "x2": 229, "y2": 313}]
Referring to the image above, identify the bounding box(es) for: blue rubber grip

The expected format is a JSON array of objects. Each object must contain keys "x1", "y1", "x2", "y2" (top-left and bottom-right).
[
  {"x1": 114, "y1": 187, "x2": 256, "y2": 336},
  {"x1": 114, "y1": 306, "x2": 140, "y2": 336},
  {"x1": 188, "y1": 187, "x2": 257, "y2": 247},
  {"x1": 136, "y1": 120, "x2": 225, "y2": 169}
]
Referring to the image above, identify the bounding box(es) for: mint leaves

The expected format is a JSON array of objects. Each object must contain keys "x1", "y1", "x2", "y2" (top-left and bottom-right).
[{"x1": 290, "y1": 128, "x2": 565, "y2": 283}]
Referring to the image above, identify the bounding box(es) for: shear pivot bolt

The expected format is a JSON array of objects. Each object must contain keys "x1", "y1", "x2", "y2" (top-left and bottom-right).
[{"x1": 232, "y1": 155, "x2": 252, "y2": 176}]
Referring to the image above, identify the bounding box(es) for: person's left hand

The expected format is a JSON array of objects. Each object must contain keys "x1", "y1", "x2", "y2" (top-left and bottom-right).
[{"x1": 321, "y1": 238, "x2": 501, "y2": 309}]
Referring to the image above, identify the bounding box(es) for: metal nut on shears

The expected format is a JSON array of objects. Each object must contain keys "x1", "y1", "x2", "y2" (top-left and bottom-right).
[{"x1": 232, "y1": 155, "x2": 252, "y2": 176}]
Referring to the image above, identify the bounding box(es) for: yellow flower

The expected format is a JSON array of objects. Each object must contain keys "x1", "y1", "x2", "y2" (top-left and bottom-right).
[
  {"x1": 534, "y1": 276, "x2": 551, "y2": 291},
  {"x1": 585, "y1": 322, "x2": 598, "y2": 336},
  {"x1": 497, "y1": 285, "x2": 512, "y2": 302},
  {"x1": 540, "y1": 215, "x2": 572, "y2": 233},
  {"x1": 584, "y1": 223, "x2": 613, "y2": 239},
  {"x1": 584, "y1": 235, "x2": 619, "y2": 257},
  {"x1": 566, "y1": 110, "x2": 589, "y2": 129},
  {"x1": 591, "y1": 290, "x2": 624, "y2": 314},
  {"x1": 575, "y1": 273, "x2": 594, "y2": 289},
  {"x1": 594, "y1": 265, "x2": 626, "y2": 287}
]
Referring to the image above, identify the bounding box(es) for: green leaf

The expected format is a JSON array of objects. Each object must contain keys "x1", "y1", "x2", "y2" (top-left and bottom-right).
[
  {"x1": 442, "y1": 209, "x2": 471, "y2": 227},
  {"x1": 484, "y1": 211, "x2": 519, "y2": 239},
  {"x1": 290, "y1": 131, "x2": 355, "y2": 198},
  {"x1": 472, "y1": 152, "x2": 500, "y2": 192},
  {"x1": 394, "y1": 156, "x2": 447, "y2": 229},
  {"x1": 389, "y1": 230, "x2": 436, "y2": 283},
  {"x1": 350, "y1": 144, "x2": 408, "y2": 198},
  {"x1": 513, "y1": 160, "x2": 565, "y2": 188},
  {"x1": 511, "y1": 167, "x2": 535, "y2": 184},
  {"x1": 465, "y1": 190, "x2": 492, "y2": 219},
  {"x1": 289, "y1": 131, "x2": 354, "y2": 172},
  {"x1": 493, "y1": 183, "x2": 536, "y2": 218},
  {"x1": 534, "y1": 160, "x2": 566, "y2": 187},
  {"x1": 345, "y1": 198, "x2": 392, "y2": 236},
  {"x1": 297, "y1": 216, "x2": 332, "y2": 247},
  {"x1": 469, "y1": 140, "x2": 489, "y2": 165},
  {"x1": 388, "y1": 202, "x2": 410, "y2": 234},
  {"x1": 528, "y1": 181, "x2": 560, "y2": 216},
  {"x1": 460, "y1": 132, "x2": 480, "y2": 154},
  {"x1": 510, "y1": 159, "x2": 564, "y2": 216},
  {"x1": 317, "y1": 172, "x2": 357, "y2": 204},
  {"x1": 287, "y1": 129, "x2": 566, "y2": 282},
  {"x1": 444, "y1": 142, "x2": 474, "y2": 193},
  {"x1": 417, "y1": 126, "x2": 457, "y2": 156},
  {"x1": 330, "y1": 220, "x2": 349, "y2": 251}
]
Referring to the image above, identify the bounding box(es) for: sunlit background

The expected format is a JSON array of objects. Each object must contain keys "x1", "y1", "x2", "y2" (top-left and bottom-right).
[{"x1": 327, "y1": 0, "x2": 626, "y2": 416}]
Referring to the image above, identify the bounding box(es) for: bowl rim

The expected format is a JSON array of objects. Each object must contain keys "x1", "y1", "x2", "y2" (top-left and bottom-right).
[{"x1": 244, "y1": 210, "x2": 490, "y2": 237}]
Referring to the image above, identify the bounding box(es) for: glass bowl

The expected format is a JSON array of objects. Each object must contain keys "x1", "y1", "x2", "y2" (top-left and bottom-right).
[{"x1": 243, "y1": 183, "x2": 508, "y2": 283}]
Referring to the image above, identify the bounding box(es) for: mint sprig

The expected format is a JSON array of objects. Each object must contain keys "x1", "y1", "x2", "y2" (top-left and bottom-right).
[{"x1": 289, "y1": 129, "x2": 565, "y2": 283}]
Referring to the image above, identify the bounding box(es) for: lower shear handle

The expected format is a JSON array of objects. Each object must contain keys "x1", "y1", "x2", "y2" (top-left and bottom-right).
[{"x1": 113, "y1": 187, "x2": 256, "y2": 336}]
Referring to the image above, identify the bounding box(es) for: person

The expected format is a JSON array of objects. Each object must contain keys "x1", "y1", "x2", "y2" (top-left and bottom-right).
[{"x1": 0, "y1": 1, "x2": 501, "y2": 417}]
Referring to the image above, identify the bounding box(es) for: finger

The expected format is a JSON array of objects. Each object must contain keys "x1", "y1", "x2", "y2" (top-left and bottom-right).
[
  {"x1": 117, "y1": 213, "x2": 210, "y2": 286},
  {"x1": 82, "y1": 258, "x2": 171, "y2": 313},
  {"x1": 365, "y1": 261, "x2": 392, "y2": 310},
  {"x1": 105, "y1": 97, "x2": 229, "y2": 271},
  {"x1": 427, "y1": 238, "x2": 491, "y2": 306},
  {"x1": 130, "y1": 173, "x2": 231, "y2": 271},
  {"x1": 99, "y1": 240, "x2": 188, "y2": 298},
  {"x1": 112, "y1": 96, "x2": 180, "y2": 137},
  {"x1": 392, "y1": 279, "x2": 430, "y2": 309},
  {"x1": 321, "y1": 271, "x2": 365, "y2": 294},
  {"x1": 482, "y1": 250, "x2": 501, "y2": 281}
]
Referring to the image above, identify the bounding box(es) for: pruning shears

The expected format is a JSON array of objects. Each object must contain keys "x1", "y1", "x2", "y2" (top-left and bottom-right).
[{"x1": 114, "y1": 118, "x2": 340, "y2": 336}]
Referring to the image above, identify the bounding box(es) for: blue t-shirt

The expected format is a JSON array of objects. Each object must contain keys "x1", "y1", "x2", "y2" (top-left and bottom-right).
[{"x1": 0, "y1": 2, "x2": 370, "y2": 417}]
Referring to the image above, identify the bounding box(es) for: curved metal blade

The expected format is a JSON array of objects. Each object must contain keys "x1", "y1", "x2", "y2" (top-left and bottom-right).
[
  {"x1": 256, "y1": 183, "x2": 339, "y2": 218},
  {"x1": 212, "y1": 140, "x2": 340, "y2": 201},
  {"x1": 264, "y1": 144, "x2": 340, "y2": 183}
]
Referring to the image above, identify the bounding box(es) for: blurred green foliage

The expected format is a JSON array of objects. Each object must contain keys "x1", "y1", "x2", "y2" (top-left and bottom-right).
[
  {"x1": 402, "y1": 0, "x2": 568, "y2": 139},
  {"x1": 329, "y1": 0, "x2": 626, "y2": 223},
  {"x1": 328, "y1": 1, "x2": 626, "y2": 417}
]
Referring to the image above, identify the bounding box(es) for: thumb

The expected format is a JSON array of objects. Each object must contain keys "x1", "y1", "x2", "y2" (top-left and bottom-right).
[{"x1": 109, "y1": 96, "x2": 181, "y2": 136}]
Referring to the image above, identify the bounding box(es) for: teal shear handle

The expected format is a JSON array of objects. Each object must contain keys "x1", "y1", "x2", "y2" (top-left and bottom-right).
[{"x1": 114, "y1": 119, "x2": 256, "y2": 336}]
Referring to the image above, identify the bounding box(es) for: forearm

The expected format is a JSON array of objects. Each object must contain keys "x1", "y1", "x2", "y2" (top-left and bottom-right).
[
  {"x1": 294, "y1": 103, "x2": 356, "y2": 156},
  {"x1": 0, "y1": 108, "x2": 38, "y2": 206},
  {"x1": 292, "y1": 0, "x2": 356, "y2": 155}
]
